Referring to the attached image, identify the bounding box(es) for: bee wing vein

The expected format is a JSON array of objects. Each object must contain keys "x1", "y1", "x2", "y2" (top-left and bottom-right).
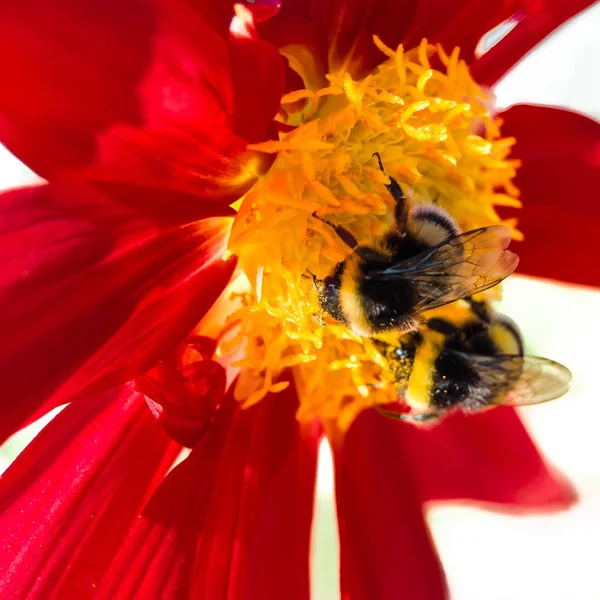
[{"x1": 467, "y1": 354, "x2": 572, "y2": 406}]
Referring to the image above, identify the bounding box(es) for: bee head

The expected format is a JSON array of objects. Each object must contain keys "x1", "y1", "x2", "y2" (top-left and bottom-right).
[{"x1": 316, "y1": 262, "x2": 349, "y2": 326}]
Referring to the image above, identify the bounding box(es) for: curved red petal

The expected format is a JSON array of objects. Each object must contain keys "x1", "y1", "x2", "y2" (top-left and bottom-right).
[
  {"x1": 96, "y1": 383, "x2": 319, "y2": 599},
  {"x1": 257, "y1": 14, "x2": 329, "y2": 95},
  {"x1": 0, "y1": 182, "x2": 235, "y2": 442},
  {"x1": 309, "y1": 0, "x2": 417, "y2": 76},
  {"x1": 0, "y1": 385, "x2": 180, "y2": 600},
  {"x1": 70, "y1": 219, "x2": 236, "y2": 396},
  {"x1": 500, "y1": 104, "x2": 600, "y2": 286},
  {"x1": 0, "y1": 0, "x2": 280, "y2": 202},
  {"x1": 230, "y1": 5, "x2": 285, "y2": 143},
  {"x1": 0, "y1": 0, "x2": 153, "y2": 176},
  {"x1": 260, "y1": 0, "x2": 417, "y2": 78},
  {"x1": 94, "y1": 397, "x2": 237, "y2": 599},
  {"x1": 472, "y1": 1, "x2": 596, "y2": 87},
  {"x1": 240, "y1": 0, "x2": 282, "y2": 23},
  {"x1": 191, "y1": 384, "x2": 320, "y2": 600},
  {"x1": 263, "y1": 1, "x2": 540, "y2": 79},
  {"x1": 138, "y1": 348, "x2": 227, "y2": 448},
  {"x1": 333, "y1": 409, "x2": 448, "y2": 600},
  {"x1": 395, "y1": 408, "x2": 576, "y2": 507},
  {"x1": 401, "y1": 1, "x2": 525, "y2": 64}
]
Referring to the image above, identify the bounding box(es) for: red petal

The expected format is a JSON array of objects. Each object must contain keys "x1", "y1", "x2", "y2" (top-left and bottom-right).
[
  {"x1": 472, "y1": 1, "x2": 596, "y2": 86},
  {"x1": 309, "y1": 0, "x2": 418, "y2": 76},
  {"x1": 0, "y1": 182, "x2": 236, "y2": 442},
  {"x1": 394, "y1": 408, "x2": 575, "y2": 507},
  {"x1": 0, "y1": 0, "x2": 152, "y2": 176},
  {"x1": 262, "y1": 1, "x2": 543, "y2": 79},
  {"x1": 240, "y1": 0, "x2": 282, "y2": 23},
  {"x1": 500, "y1": 105, "x2": 600, "y2": 287},
  {"x1": 257, "y1": 13, "x2": 330, "y2": 94},
  {"x1": 0, "y1": 385, "x2": 180, "y2": 600},
  {"x1": 260, "y1": 0, "x2": 417, "y2": 77},
  {"x1": 229, "y1": 4, "x2": 284, "y2": 143},
  {"x1": 96, "y1": 383, "x2": 319, "y2": 599},
  {"x1": 401, "y1": 1, "x2": 526, "y2": 64},
  {"x1": 333, "y1": 408, "x2": 448, "y2": 600},
  {"x1": 137, "y1": 341, "x2": 227, "y2": 448},
  {"x1": 0, "y1": 0, "x2": 281, "y2": 202}
]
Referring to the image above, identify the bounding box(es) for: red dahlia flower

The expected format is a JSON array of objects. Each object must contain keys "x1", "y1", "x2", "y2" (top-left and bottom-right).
[{"x1": 0, "y1": 1, "x2": 598, "y2": 598}]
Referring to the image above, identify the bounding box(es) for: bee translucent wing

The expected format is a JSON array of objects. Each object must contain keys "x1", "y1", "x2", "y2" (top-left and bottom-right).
[
  {"x1": 468, "y1": 354, "x2": 572, "y2": 407},
  {"x1": 500, "y1": 356, "x2": 572, "y2": 406},
  {"x1": 366, "y1": 226, "x2": 519, "y2": 314}
]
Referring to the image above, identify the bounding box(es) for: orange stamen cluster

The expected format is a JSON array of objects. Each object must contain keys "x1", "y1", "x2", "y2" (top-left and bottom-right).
[{"x1": 221, "y1": 38, "x2": 521, "y2": 430}]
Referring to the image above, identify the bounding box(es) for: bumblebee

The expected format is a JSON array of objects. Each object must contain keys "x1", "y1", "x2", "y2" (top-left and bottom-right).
[
  {"x1": 377, "y1": 299, "x2": 572, "y2": 423},
  {"x1": 315, "y1": 154, "x2": 519, "y2": 336}
]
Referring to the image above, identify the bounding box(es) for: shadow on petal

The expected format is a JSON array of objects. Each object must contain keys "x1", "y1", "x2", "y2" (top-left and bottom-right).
[
  {"x1": 396, "y1": 407, "x2": 576, "y2": 509},
  {"x1": 0, "y1": 0, "x2": 281, "y2": 202}
]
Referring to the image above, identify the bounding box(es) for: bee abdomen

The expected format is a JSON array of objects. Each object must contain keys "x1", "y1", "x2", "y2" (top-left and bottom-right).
[{"x1": 431, "y1": 351, "x2": 489, "y2": 409}]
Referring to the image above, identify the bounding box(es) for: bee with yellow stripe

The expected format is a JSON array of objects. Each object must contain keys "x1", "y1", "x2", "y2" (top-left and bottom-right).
[
  {"x1": 377, "y1": 299, "x2": 571, "y2": 423},
  {"x1": 315, "y1": 155, "x2": 519, "y2": 336}
]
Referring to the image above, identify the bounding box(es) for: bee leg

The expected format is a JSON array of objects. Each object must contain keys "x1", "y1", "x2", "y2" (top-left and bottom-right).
[
  {"x1": 301, "y1": 272, "x2": 326, "y2": 326},
  {"x1": 301, "y1": 270, "x2": 321, "y2": 289},
  {"x1": 374, "y1": 405, "x2": 441, "y2": 424},
  {"x1": 410, "y1": 411, "x2": 441, "y2": 423},
  {"x1": 465, "y1": 297, "x2": 491, "y2": 323},
  {"x1": 425, "y1": 317, "x2": 458, "y2": 335},
  {"x1": 312, "y1": 314, "x2": 326, "y2": 326},
  {"x1": 372, "y1": 152, "x2": 406, "y2": 230},
  {"x1": 311, "y1": 211, "x2": 358, "y2": 249}
]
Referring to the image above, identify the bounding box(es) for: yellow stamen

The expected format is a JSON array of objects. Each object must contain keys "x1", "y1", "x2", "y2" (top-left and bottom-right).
[{"x1": 221, "y1": 38, "x2": 521, "y2": 431}]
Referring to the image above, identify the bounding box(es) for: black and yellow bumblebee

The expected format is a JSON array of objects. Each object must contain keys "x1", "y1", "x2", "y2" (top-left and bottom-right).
[
  {"x1": 376, "y1": 299, "x2": 572, "y2": 423},
  {"x1": 314, "y1": 154, "x2": 519, "y2": 336}
]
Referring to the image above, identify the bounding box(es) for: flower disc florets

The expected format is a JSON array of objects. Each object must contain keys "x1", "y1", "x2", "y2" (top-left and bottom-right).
[{"x1": 223, "y1": 38, "x2": 521, "y2": 430}]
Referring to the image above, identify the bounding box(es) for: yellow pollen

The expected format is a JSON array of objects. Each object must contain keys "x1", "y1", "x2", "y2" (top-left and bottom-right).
[{"x1": 222, "y1": 37, "x2": 521, "y2": 431}]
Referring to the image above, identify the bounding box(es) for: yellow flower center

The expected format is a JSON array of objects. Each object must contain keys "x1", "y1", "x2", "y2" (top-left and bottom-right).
[{"x1": 221, "y1": 38, "x2": 521, "y2": 431}]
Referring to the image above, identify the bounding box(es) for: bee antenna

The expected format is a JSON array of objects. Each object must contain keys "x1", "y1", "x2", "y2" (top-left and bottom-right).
[
  {"x1": 373, "y1": 404, "x2": 411, "y2": 422},
  {"x1": 465, "y1": 297, "x2": 491, "y2": 323},
  {"x1": 311, "y1": 210, "x2": 358, "y2": 249},
  {"x1": 312, "y1": 314, "x2": 326, "y2": 327},
  {"x1": 372, "y1": 153, "x2": 406, "y2": 230},
  {"x1": 372, "y1": 152, "x2": 385, "y2": 173}
]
